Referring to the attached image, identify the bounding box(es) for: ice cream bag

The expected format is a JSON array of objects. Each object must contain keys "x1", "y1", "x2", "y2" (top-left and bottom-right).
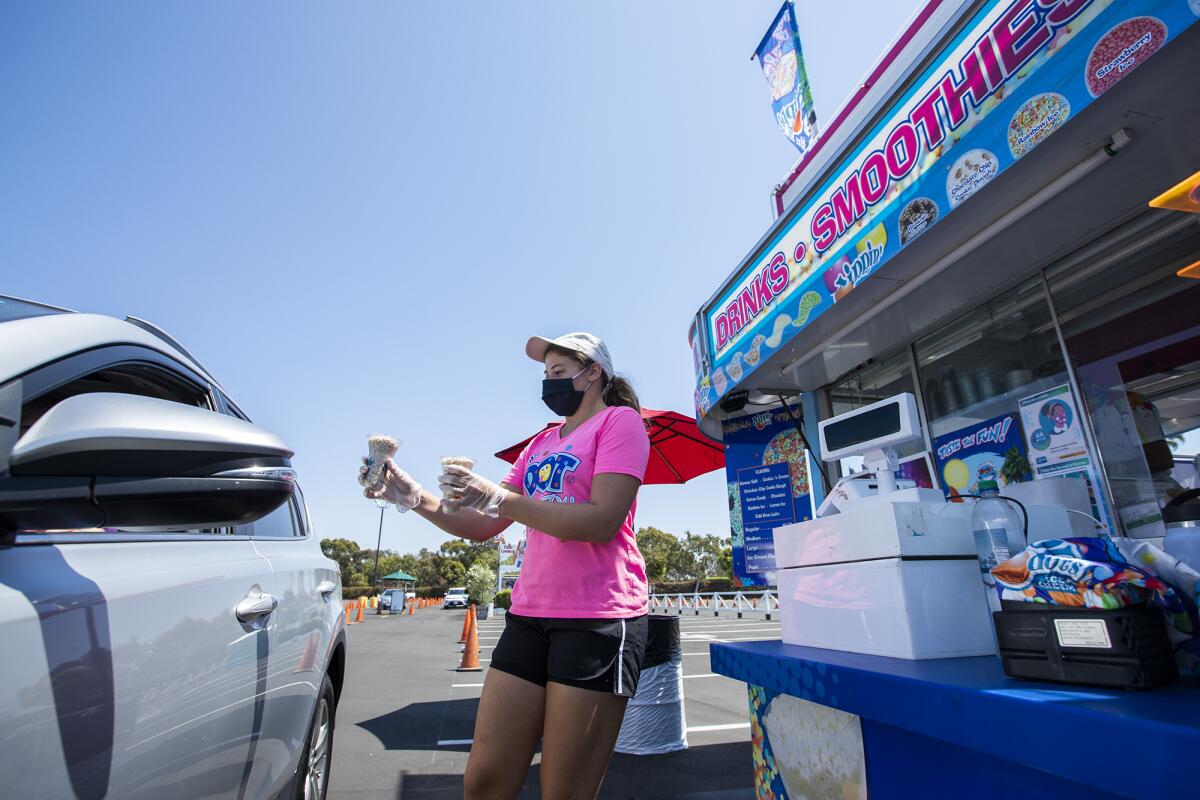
[
  {"x1": 1115, "y1": 538, "x2": 1200, "y2": 673},
  {"x1": 992, "y1": 537, "x2": 1179, "y2": 609},
  {"x1": 992, "y1": 537, "x2": 1200, "y2": 671}
]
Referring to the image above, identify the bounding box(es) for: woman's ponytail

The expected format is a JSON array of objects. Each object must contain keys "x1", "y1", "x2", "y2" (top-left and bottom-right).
[
  {"x1": 601, "y1": 374, "x2": 641, "y2": 413},
  {"x1": 545, "y1": 343, "x2": 641, "y2": 412}
]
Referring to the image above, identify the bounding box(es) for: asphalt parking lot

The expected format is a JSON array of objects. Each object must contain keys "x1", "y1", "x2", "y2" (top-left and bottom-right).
[{"x1": 327, "y1": 607, "x2": 780, "y2": 799}]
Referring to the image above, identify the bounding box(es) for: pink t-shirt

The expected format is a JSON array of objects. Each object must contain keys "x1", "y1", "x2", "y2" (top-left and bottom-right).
[{"x1": 502, "y1": 405, "x2": 651, "y2": 619}]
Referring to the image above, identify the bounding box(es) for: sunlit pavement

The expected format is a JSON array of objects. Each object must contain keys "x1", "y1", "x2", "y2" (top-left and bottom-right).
[{"x1": 327, "y1": 608, "x2": 777, "y2": 799}]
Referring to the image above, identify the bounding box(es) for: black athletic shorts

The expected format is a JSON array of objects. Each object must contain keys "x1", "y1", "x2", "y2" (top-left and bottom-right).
[{"x1": 489, "y1": 612, "x2": 648, "y2": 698}]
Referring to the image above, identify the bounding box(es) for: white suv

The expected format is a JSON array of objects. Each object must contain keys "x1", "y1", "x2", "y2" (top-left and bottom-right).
[
  {"x1": 444, "y1": 587, "x2": 469, "y2": 609},
  {"x1": 0, "y1": 297, "x2": 345, "y2": 799}
]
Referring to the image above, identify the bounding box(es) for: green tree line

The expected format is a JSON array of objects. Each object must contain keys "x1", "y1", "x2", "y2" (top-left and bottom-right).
[
  {"x1": 320, "y1": 537, "x2": 499, "y2": 589},
  {"x1": 322, "y1": 528, "x2": 733, "y2": 590}
]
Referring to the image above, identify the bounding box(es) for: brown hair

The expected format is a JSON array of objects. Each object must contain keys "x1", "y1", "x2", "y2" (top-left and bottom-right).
[{"x1": 545, "y1": 344, "x2": 641, "y2": 413}]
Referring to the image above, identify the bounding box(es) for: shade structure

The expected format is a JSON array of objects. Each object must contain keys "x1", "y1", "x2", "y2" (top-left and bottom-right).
[
  {"x1": 379, "y1": 571, "x2": 416, "y2": 581},
  {"x1": 494, "y1": 408, "x2": 724, "y2": 485}
]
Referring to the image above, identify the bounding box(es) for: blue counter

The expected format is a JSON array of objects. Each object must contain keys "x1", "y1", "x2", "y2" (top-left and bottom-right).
[{"x1": 712, "y1": 640, "x2": 1199, "y2": 799}]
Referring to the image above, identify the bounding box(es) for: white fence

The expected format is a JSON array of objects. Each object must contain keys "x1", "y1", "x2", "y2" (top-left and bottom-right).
[{"x1": 648, "y1": 591, "x2": 777, "y2": 620}]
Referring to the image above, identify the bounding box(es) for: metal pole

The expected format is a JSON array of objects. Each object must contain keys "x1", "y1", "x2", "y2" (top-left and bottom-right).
[
  {"x1": 371, "y1": 502, "x2": 386, "y2": 597},
  {"x1": 1040, "y1": 270, "x2": 1119, "y2": 533}
]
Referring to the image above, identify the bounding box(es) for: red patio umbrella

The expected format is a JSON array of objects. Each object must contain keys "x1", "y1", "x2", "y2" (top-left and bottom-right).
[{"x1": 494, "y1": 408, "x2": 724, "y2": 485}]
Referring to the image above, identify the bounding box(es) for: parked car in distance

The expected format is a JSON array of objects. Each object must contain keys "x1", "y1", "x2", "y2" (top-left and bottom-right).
[
  {"x1": 379, "y1": 588, "x2": 410, "y2": 611},
  {"x1": 0, "y1": 297, "x2": 346, "y2": 799},
  {"x1": 444, "y1": 587, "x2": 468, "y2": 608}
]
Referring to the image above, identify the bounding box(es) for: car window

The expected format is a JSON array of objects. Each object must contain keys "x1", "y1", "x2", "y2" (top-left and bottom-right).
[
  {"x1": 240, "y1": 497, "x2": 302, "y2": 539},
  {"x1": 19, "y1": 358, "x2": 213, "y2": 437}
]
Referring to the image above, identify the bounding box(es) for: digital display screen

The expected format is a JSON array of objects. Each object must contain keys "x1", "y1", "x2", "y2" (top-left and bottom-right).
[{"x1": 824, "y1": 403, "x2": 901, "y2": 452}]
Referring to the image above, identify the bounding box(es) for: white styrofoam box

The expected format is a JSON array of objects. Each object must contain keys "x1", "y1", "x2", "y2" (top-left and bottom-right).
[
  {"x1": 778, "y1": 558, "x2": 995, "y2": 659},
  {"x1": 774, "y1": 501, "x2": 1077, "y2": 569}
]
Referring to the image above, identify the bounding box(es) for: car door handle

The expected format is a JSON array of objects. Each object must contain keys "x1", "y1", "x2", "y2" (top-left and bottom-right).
[
  {"x1": 236, "y1": 591, "x2": 279, "y2": 623},
  {"x1": 317, "y1": 581, "x2": 338, "y2": 599}
]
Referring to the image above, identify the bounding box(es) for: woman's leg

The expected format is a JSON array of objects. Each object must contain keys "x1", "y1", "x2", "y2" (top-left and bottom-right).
[
  {"x1": 463, "y1": 669, "x2": 546, "y2": 800},
  {"x1": 538, "y1": 682, "x2": 630, "y2": 800}
]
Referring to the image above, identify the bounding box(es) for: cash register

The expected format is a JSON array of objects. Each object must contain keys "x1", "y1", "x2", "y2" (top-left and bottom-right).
[{"x1": 773, "y1": 393, "x2": 1078, "y2": 659}]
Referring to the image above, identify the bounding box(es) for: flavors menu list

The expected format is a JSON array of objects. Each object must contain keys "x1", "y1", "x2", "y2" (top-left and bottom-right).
[{"x1": 736, "y1": 462, "x2": 796, "y2": 574}]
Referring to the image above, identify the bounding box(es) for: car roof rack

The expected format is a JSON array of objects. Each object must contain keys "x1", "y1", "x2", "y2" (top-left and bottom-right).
[{"x1": 0, "y1": 294, "x2": 75, "y2": 313}]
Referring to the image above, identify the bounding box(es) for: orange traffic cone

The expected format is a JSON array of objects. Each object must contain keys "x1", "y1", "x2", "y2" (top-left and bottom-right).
[
  {"x1": 408, "y1": 597, "x2": 415, "y2": 615},
  {"x1": 295, "y1": 633, "x2": 318, "y2": 673},
  {"x1": 355, "y1": 601, "x2": 365, "y2": 623},
  {"x1": 457, "y1": 607, "x2": 482, "y2": 672},
  {"x1": 344, "y1": 602, "x2": 353, "y2": 624},
  {"x1": 458, "y1": 604, "x2": 473, "y2": 644}
]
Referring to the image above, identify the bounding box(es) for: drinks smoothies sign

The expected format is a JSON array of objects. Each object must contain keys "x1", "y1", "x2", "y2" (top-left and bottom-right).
[
  {"x1": 754, "y1": 1, "x2": 819, "y2": 156},
  {"x1": 722, "y1": 406, "x2": 815, "y2": 586},
  {"x1": 694, "y1": 0, "x2": 1198, "y2": 417}
]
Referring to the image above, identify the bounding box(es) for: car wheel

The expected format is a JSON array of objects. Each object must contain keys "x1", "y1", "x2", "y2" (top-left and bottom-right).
[{"x1": 295, "y1": 674, "x2": 336, "y2": 800}]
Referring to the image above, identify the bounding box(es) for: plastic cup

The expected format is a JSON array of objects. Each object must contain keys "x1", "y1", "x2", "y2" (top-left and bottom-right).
[
  {"x1": 439, "y1": 457, "x2": 475, "y2": 514},
  {"x1": 362, "y1": 435, "x2": 400, "y2": 490}
]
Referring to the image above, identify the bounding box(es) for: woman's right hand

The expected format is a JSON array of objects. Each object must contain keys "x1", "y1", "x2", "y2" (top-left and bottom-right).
[{"x1": 361, "y1": 457, "x2": 423, "y2": 509}]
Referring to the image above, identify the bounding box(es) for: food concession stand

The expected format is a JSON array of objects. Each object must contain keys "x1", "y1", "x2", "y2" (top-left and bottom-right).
[{"x1": 687, "y1": 0, "x2": 1200, "y2": 796}]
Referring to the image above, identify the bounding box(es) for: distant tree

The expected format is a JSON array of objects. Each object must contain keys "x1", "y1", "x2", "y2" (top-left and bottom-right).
[
  {"x1": 718, "y1": 541, "x2": 734, "y2": 579},
  {"x1": 681, "y1": 532, "x2": 725, "y2": 581},
  {"x1": 441, "y1": 558, "x2": 466, "y2": 587},
  {"x1": 440, "y1": 539, "x2": 500, "y2": 574},
  {"x1": 321, "y1": 538, "x2": 371, "y2": 586},
  {"x1": 473, "y1": 546, "x2": 499, "y2": 574},
  {"x1": 637, "y1": 527, "x2": 682, "y2": 583},
  {"x1": 465, "y1": 562, "x2": 494, "y2": 606}
]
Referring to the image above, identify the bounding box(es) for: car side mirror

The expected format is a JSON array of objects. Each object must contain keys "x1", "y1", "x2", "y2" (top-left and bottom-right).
[{"x1": 1, "y1": 393, "x2": 296, "y2": 537}]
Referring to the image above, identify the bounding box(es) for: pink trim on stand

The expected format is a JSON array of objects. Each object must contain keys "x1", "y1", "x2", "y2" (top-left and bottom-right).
[{"x1": 772, "y1": 0, "x2": 946, "y2": 217}]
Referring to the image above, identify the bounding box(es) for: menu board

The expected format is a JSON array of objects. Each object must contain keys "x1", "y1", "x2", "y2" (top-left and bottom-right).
[
  {"x1": 723, "y1": 405, "x2": 815, "y2": 587},
  {"x1": 737, "y1": 463, "x2": 795, "y2": 575}
]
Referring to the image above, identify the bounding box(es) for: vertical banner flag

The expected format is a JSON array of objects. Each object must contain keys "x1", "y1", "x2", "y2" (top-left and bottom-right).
[
  {"x1": 754, "y1": 1, "x2": 818, "y2": 155},
  {"x1": 497, "y1": 534, "x2": 525, "y2": 591}
]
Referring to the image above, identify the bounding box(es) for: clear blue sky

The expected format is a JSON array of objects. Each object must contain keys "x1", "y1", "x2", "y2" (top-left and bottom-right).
[{"x1": 1, "y1": 1, "x2": 923, "y2": 553}]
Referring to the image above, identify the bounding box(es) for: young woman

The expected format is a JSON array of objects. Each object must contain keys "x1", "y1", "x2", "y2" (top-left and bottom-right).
[{"x1": 362, "y1": 332, "x2": 651, "y2": 800}]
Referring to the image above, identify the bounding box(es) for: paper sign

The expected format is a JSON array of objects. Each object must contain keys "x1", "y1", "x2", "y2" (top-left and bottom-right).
[{"x1": 1019, "y1": 384, "x2": 1091, "y2": 479}]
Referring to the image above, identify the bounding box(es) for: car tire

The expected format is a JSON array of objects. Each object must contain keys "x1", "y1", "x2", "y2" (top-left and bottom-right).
[{"x1": 294, "y1": 674, "x2": 336, "y2": 800}]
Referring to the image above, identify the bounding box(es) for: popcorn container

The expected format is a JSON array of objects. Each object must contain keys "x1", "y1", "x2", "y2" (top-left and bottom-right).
[
  {"x1": 439, "y1": 457, "x2": 476, "y2": 514},
  {"x1": 361, "y1": 435, "x2": 400, "y2": 491}
]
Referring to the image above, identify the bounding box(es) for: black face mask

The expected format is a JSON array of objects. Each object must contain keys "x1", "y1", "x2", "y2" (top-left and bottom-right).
[{"x1": 542, "y1": 367, "x2": 594, "y2": 417}]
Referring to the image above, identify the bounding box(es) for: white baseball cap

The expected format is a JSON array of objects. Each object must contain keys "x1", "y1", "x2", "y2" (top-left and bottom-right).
[{"x1": 525, "y1": 332, "x2": 614, "y2": 377}]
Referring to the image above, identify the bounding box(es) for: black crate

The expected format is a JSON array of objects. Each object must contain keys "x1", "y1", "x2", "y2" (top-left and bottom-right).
[{"x1": 993, "y1": 602, "x2": 1177, "y2": 689}]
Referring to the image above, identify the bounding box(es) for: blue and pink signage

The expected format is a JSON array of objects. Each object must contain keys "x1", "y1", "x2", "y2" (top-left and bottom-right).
[{"x1": 693, "y1": 0, "x2": 1198, "y2": 419}]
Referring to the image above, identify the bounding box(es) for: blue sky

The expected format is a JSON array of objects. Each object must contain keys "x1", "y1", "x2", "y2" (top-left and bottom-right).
[{"x1": 2, "y1": 1, "x2": 923, "y2": 553}]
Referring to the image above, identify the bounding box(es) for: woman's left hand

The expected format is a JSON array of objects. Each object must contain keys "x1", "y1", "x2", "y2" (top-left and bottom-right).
[{"x1": 438, "y1": 464, "x2": 510, "y2": 518}]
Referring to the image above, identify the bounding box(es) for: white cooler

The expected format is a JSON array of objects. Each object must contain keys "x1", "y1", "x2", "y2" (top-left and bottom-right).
[{"x1": 773, "y1": 493, "x2": 1077, "y2": 659}]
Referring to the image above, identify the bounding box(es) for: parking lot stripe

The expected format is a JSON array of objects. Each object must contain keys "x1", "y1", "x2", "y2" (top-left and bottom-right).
[
  {"x1": 686, "y1": 723, "x2": 750, "y2": 733},
  {"x1": 437, "y1": 739, "x2": 474, "y2": 746},
  {"x1": 452, "y1": 683, "x2": 485, "y2": 688},
  {"x1": 682, "y1": 673, "x2": 721, "y2": 679},
  {"x1": 677, "y1": 625, "x2": 780, "y2": 632}
]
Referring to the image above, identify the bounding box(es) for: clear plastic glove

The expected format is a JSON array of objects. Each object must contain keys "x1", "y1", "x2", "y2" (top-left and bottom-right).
[
  {"x1": 438, "y1": 464, "x2": 510, "y2": 518},
  {"x1": 360, "y1": 457, "x2": 422, "y2": 511}
]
